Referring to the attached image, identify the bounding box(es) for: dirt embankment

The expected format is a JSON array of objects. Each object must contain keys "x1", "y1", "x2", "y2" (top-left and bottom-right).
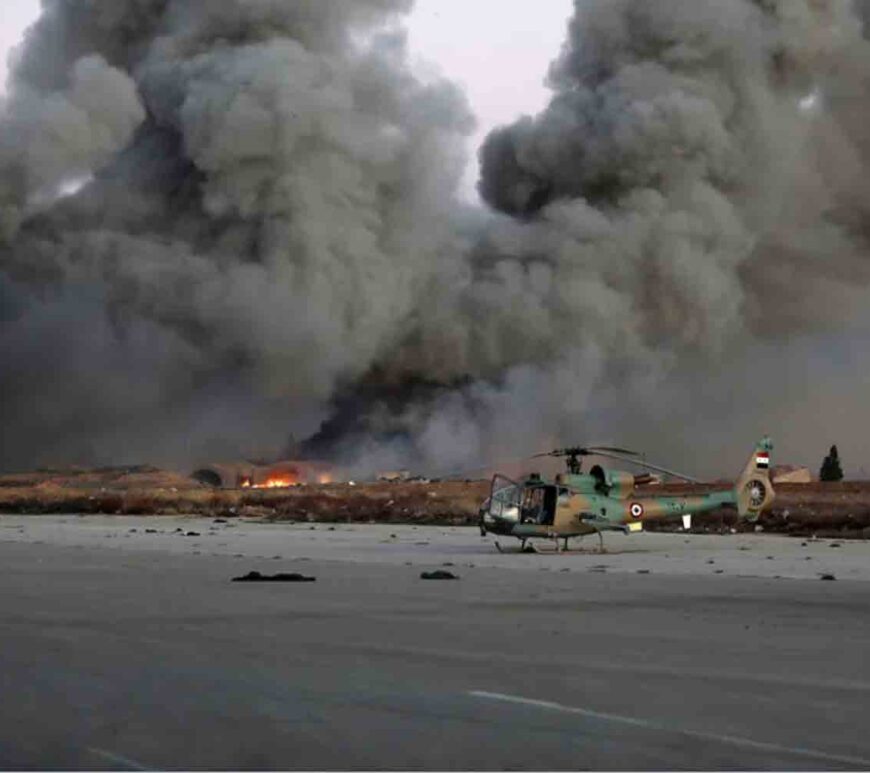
[
  {"x1": 0, "y1": 467, "x2": 489, "y2": 525},
  {"x1": 2, "y1": 467, "x2": 870, "y2": 537}
]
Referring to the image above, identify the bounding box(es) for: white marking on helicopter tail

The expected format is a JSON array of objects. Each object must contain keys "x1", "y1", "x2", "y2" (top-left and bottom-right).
[
  {"x1": 682, "y1": 515, "x2": 692, "y2": 530},
  {"x1": 468, "y1": 691, "x2": 870, "y2": 768}
]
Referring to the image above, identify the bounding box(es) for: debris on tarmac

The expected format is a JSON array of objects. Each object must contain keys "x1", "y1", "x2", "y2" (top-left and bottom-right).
[
  {"x1": 421, "y1": 570, "x2": 458, "y2": 580},
  {"x1": 232, "y1": 571, "x2": 316, "y2": 583}
]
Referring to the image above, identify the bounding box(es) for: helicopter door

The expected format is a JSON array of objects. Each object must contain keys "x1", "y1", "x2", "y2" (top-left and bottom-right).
[
  {"x1": 521, "y1": 485, "x2": 558, "y2": 525},
  {"x1": 543, "y1": 485, "x2": 557, "y2": 525}
]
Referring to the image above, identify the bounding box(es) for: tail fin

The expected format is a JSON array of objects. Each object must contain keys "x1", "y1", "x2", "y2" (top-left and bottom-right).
[{"x1": 735, "y1": 436, "x2": 775, "y2": 521}]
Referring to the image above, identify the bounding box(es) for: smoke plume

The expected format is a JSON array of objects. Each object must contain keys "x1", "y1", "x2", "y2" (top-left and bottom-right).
[
  {"x1": 0, "y1": 0, "x2": 473, "y2": 468},
  {"x1": 3, "y1": 0, "x2": 870, "y2": 476}
]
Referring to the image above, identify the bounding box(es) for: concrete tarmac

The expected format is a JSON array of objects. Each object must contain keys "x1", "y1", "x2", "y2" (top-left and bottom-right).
[{"x1": 1, "y1": 516, "x2": 870, "y2": 770}]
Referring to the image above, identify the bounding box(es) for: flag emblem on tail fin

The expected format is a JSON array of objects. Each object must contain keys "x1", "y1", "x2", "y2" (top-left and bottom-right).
[{"x1": 756, "y1": 452, "x2": 769, "y2": 469}]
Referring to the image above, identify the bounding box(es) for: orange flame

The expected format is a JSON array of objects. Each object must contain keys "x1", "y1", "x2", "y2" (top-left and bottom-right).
[
  {"x1": 255, "y1": 476, "x2": 297, "y2": 489},
  {"x1": 234, "y1": 466, "x2": 339, "y2": 489}
]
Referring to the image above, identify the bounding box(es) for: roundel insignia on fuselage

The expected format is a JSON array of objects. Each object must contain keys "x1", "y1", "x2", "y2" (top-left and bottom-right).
[{"x1": 630, "y1": 502, "x2": 644, "y2": 519}]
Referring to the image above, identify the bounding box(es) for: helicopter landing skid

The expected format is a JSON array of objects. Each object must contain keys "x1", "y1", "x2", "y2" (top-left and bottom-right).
[
  {"x1": 539, "y1": 539, "x2": 607, "y2": 555},
  {"x1": 495, "y1": 540, "x2": 538, "y2": 555},
  {"x1": 495, "y1": 533, "x2": 607, "y2": 555}
]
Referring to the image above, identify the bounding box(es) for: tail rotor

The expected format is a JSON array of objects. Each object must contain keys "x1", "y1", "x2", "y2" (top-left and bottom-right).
[{"x1": 736, "y1": 436, "x2": 775, "y2": 520}]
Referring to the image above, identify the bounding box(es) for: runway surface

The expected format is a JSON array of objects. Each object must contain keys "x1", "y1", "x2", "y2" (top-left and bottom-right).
[{"x1": 1, "y1": 516, "x2": 870, "y2": 770}]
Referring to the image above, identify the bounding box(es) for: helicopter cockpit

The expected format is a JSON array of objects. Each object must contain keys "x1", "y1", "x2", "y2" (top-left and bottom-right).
[{"x1": 484, "y1": 475, "x2": 562, "y2": 526}]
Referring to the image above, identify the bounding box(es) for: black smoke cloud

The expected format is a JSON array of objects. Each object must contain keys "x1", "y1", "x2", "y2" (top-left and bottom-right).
[{"x1": 3, "y1": 0, "x2": 870, "y2": 477}]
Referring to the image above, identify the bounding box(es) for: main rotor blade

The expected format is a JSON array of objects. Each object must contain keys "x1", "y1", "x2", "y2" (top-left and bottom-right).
[
  {"x1": 532, "y1": 447, "x2": 593, "y2": 459},
  {"x1": 533, "y1": 445, "x2": 642, "y2": 459},
  {"x1": 585, "y1": 445, "x2": 642, "y2": 457},
  {"x1": 587, "y1": 450, "x2": 700, "y2": 483}
]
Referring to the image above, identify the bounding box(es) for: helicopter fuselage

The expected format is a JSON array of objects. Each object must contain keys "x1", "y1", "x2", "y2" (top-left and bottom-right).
[
  {"x1": 480, "y1": 475, "x2": 737, "y2": 540},
  {"x1": 481, "y1": 439, "x2": 775, "y2": 549}
]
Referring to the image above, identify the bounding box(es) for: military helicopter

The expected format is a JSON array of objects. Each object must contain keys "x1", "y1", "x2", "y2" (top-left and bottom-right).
[{"x1": 478, "y1": 438, "x2": 775, "y2": 552}]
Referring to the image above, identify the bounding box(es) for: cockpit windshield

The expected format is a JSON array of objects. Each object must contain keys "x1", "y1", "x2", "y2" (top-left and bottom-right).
[{"x1": 487, "y1": 475, "x2": 521, "y2": 521}]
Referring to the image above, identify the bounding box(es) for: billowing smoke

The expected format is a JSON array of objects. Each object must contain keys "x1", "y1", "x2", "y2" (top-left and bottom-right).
[
  {"x1": 350, "y1": 0, "x2": 870, "y2": 476},
  {"x1": 0, "y1": 0, "x2": 473, "y2": 469},
  {"x1": 3, "y1": 0, "x2": 870, "y2": 477}
]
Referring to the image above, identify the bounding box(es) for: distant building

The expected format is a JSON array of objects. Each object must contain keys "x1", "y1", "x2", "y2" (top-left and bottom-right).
[
  {"x1": 377, "y1": 469, "x2": 412, "y2": 482},
  {"x1": 771, "y1": 465, "x2": 812, "y2": 484}
]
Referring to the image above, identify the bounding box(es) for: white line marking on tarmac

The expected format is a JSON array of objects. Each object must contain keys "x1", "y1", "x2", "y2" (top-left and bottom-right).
[
  {"x1": 87, "y1": 747, "x2": 151, "y2": 771},
  {"x1": 469, "y1": 691, "x2": 870, "y2": 768}
]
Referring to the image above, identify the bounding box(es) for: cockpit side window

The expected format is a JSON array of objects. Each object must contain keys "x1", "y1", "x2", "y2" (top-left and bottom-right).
[{"x1": 521, "y1": 487, "x2": 542, "y2": 523}]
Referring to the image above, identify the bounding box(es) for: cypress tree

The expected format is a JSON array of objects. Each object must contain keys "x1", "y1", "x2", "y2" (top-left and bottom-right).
[{"x1": 820, "y1": 445, "x2": 844, "y2": 482}]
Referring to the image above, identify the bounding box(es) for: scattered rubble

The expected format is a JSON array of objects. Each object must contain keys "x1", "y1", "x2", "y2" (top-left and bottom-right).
[
  {"x1": 420, "y1": 570, "x2": 458, "y2": 580},
  {"x1": 232, "y1": 571, "x2": 315, "y2": 583}
]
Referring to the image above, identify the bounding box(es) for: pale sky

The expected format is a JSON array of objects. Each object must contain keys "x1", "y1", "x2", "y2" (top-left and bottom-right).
[
  {"x1": 0, "y1": 0, "x2": 572, "y2": 200},
  {"x1": 406, "y1": 0, "x2": 573, "y2": 198},
  {"x1": 0, "y1": 0, "x2": 39, "y2": 87}
]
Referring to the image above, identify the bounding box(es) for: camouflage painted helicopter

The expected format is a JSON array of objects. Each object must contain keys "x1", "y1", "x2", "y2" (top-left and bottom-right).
[{"x1": 478, "y1": 438, "x2": 775, "y2": 552}]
